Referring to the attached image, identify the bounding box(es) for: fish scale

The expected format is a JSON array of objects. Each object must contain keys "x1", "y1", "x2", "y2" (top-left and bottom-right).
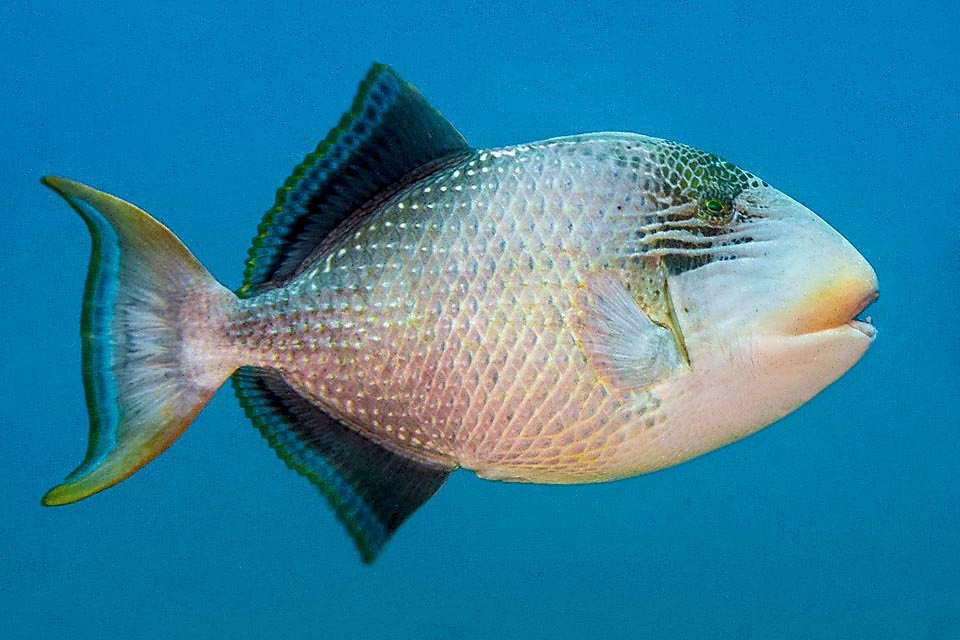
[{"x1": 226, "y1": 139, "x2": 664, "y2": 481}]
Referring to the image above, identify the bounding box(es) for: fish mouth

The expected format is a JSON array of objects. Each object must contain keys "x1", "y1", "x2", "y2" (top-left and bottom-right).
[{"x1": 846, "y1": 290, "x2": 878, "y2": 338}]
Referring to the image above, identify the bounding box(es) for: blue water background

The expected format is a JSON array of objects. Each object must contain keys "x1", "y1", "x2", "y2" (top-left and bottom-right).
[{"x1": 3, "y1": 2, "x2": 958, "y2": 638}]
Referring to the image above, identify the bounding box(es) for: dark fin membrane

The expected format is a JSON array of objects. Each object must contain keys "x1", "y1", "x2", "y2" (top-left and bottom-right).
[
  {"x1": 232, "y1": 367, "x2": 453, "y2": 563},
  {"x1": 41, "y1": 177, "x2": 236, "y2": 506},
  {"x1": 239, "y1": 63, "x2": 471, "y2": 298}
]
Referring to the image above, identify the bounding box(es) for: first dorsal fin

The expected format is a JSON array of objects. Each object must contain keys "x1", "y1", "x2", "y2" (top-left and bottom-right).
[
  {"x1": 232, "y1": 367, "x2": 454, "y2": 563},
  {"x1": 239, "y1": 63, "x2": 471, "y2": 297}
]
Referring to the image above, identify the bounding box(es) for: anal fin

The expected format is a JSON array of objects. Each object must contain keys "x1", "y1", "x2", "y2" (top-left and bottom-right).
[{"x1": 232, "y1": 367, "x2": 453, "y2": 563}]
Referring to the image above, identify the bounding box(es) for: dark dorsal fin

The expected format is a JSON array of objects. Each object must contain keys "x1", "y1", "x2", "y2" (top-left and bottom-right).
[
  {"x1": 232, "y1": 367, "x2": 453, "y2": 563},
  {"x1": 238, "y1": 63, "x2": 471, "y2": 297}
]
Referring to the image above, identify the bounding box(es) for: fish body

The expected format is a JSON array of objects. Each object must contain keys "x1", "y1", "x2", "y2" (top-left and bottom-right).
[{"x1": 42, "y1": 64, "x2": 878, "y2": 561}]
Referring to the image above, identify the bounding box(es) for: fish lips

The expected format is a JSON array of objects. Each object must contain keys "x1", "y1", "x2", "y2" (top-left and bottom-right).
[{"x1": 847, "y1": 289, "x2": 879, "y2": 338}]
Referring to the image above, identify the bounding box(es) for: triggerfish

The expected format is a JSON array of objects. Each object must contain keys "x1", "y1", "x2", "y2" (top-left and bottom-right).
[{"x1": 42, "y1": 63, "x2": 878, "y2": 562}]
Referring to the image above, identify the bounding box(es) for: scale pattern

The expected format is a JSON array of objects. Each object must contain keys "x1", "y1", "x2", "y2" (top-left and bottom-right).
[{"x1": 225, "y1": 134, "x2": 735, "y2": 481}]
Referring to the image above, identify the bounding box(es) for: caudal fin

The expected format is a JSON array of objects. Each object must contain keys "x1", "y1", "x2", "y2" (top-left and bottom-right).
[{"x1": 41, "y1": 177, "x2": 237, "y2": 506}]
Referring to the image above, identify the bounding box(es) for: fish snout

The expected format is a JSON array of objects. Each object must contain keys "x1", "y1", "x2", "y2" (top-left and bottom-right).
[{"x1": 780, "y1": 246, "x2": 879, "y2": 339}]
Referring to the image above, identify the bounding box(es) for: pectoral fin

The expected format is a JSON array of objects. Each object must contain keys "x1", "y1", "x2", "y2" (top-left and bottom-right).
[{"x1": 573, "y1": 274, "x2": 688, "y2": 391}]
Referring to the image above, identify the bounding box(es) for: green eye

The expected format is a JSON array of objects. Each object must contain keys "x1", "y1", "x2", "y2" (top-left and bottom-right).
[
  {"x1": 699, "y1": 196, "x2": 732, "y2": 224},
  {"x1": 704, "y1": 198, "x2": 727, "y2": 215}
]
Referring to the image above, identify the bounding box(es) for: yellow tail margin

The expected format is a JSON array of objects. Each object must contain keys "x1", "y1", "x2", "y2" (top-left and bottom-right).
[{"x1": 42, "y1": 177, "x2": 236, "y2": 505}]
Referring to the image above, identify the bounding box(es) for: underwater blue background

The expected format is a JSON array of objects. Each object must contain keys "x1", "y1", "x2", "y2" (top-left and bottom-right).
[{"x1": 3, "y1": 1, "x2": 958, "y2": 637}]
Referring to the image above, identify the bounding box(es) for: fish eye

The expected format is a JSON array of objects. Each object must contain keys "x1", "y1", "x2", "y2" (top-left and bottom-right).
[
  {"x1": 704, "y1": 198, "x2": 726, "y2": 215},
  {"x1": 698, "y1": 196, "x2": 732, "y2": 224}
]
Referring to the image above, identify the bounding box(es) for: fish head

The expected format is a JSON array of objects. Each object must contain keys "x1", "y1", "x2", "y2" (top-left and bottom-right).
[{"x1": 638, "y1": 141, "x2": 878, "y2": 450}]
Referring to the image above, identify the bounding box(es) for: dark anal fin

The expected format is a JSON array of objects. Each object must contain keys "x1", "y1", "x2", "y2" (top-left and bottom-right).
[
  {"x1": 239, "y1": 63, "x2": 471, "y2": 297},
  {"x1": 232, "y1": 367, "x2": 452, "y2": 563}
]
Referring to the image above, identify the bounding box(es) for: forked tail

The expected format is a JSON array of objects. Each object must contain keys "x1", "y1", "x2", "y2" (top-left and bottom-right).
[
  {"x1": 41, "y1": 177, "x2": 238, "y2": 505},
  {"x1": 40, "y1": 64, "x2": 465, "y2": 561}
]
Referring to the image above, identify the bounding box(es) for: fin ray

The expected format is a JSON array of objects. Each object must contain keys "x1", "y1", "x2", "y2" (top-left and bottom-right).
[
  {"x1": 233, "y1": 366, "x2": 453, "y2": 562},
  {"x1": 574, "y1": 274, "x2": 687, "y2": 391},
  {"x1": 42, "y1": 177, "x2": 236, "y2": 505},
  {"x1": 240, "y1": 63, "x2": 470, "y2": 297}
]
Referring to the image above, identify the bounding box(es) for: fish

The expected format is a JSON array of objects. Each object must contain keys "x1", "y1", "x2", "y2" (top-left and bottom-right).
[{"x1": 41, "y1": 63, "x2": 878, "y2": 562}]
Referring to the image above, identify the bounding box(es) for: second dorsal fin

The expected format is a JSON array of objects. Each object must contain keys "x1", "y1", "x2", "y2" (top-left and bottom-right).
[{"x1": 239, "y1": 63, "x2": 471, "y2": 297}]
